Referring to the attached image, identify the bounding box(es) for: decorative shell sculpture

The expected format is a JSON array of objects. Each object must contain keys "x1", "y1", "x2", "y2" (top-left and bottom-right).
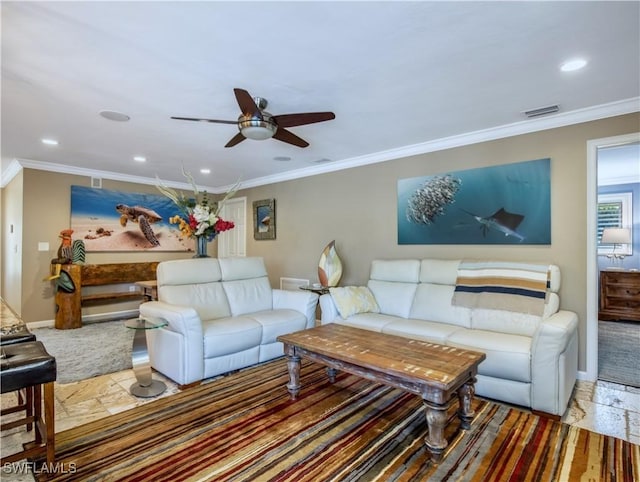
[{"x1": 318, "y1": 240, "x2": 343, "y2": 287}]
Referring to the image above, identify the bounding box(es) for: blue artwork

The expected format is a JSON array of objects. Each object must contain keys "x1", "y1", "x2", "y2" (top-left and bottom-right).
[
  {"x1": 397, "y1": 158, "x2": 551, "y2": 245},
  {"x1": 70, "y1": 185, "x2": 193, "y2": 252}
]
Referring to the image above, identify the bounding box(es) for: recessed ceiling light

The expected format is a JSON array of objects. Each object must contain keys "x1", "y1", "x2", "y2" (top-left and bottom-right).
[
  {"x1": 41, "y1": 138, "x2": 59, "y2": 146},
  {"x1": 99, "y1": 110, "x2": 131, "y2": 122},
  {"x1": 560, "y1": 58, "x2": 587, "y2": 72},
  {"x1": 200, "y1": 168, "x2": 211, "y2": 174},
  {"x1": 133, "y1": 156, "x2": 146, "y2": 162}
]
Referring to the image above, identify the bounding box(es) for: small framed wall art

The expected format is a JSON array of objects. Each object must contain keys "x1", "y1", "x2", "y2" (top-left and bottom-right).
[{"x1": 253, "y1": 198, "x2": 276, "y2": 240}]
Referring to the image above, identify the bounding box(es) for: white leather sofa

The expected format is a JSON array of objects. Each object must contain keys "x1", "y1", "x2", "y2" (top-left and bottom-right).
[
  {"x1": 319, "y1": 259, "x2": 579, "y2": 417},
  {"x1": 139, "y1": 257, "x2": 318, "y2": 386}
]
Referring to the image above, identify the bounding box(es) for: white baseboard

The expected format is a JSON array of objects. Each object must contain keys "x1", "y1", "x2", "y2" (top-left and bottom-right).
[
  {"x1": 26, "y1": 309, "x2": 140, "y2": 329},
  {"x1": 576, "y1": 370, "x2": 595, "y2": 383}
]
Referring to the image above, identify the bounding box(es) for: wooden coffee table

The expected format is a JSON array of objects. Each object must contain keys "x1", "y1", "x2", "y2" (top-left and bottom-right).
[{"x1": 277, "y1": 323, "x2": 486, "y2": 463}]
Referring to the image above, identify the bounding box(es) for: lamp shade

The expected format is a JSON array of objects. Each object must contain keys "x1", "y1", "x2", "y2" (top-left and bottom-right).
[{"x1": 601, "y1": 227, "x2": 631, "y2": 244}]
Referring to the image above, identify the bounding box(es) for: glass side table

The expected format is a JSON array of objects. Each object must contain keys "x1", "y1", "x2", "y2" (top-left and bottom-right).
[{"x1": 124, "y1": 317, "x2": 168, "y2": 397}]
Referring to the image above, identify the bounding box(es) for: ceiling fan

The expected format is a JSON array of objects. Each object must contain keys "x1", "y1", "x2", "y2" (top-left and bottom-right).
[{"x1": 171, "y1": 88, "x2": 335, "y2": 148}]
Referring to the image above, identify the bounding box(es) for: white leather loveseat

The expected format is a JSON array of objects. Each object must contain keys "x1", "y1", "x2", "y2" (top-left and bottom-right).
[
  {"x1": 319, "y1": 259, "x2": 579, "y2": 417},
  {"x1": 139, "y1": 257, "x2": 318, "y2": 386}
]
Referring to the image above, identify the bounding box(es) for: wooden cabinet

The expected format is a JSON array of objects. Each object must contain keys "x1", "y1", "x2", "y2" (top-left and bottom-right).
[{"x1": 599, "y1": 270, "x2": 640, "y2": 322}]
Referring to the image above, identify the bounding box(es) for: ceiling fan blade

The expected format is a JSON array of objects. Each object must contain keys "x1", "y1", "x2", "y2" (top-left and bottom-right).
[
  {"x1": 233, "y1": 88, "x2": 261, "y2": 117},
  {"x1": 171, "y1": 116, "x2": 237, "y2": 125},
  {"x1": 272, "y1": 112, "x2": 335, "y2": 128},
  {"x1": 273, "y1": 128, "x2": 309, "y2": 148},
  {"x1": 224, "y1": 132, "x2": 246, "y2": 148}
]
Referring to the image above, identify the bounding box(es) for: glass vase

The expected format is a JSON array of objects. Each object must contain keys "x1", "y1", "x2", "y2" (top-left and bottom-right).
[{"x1": 193, "y1": 235, "x2": 210, "y2": 258}]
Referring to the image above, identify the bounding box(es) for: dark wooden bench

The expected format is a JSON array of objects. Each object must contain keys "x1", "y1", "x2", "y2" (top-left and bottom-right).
[{"x1": 54, "y1": 262, "x2": 158, "y2": 329}]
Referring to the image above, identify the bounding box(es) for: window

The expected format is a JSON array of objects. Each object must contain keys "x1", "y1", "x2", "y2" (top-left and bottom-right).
[{"x1": 597, "y1": 192, "x2": 632, "y2": 255}]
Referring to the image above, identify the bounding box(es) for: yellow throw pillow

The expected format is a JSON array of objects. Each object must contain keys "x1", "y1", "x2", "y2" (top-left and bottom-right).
[{"x1": 329, "y1": 286, "x2": 380, "y2": 319}]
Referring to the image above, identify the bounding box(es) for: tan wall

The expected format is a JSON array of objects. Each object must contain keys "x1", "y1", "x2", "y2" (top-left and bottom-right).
[{"x1": 5, "y1": 112, "x2": 640, "y2": 373}]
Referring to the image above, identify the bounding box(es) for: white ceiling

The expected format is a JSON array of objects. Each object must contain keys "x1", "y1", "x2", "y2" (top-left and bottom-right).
[{"x1": 2, "y1": 1, "x2": 639, "y2": 191}]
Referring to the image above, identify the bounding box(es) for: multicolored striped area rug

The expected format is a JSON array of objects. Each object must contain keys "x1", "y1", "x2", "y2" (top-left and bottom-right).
[{"x1": 36, "y1": 359, "x2": 638, "y2": 481}]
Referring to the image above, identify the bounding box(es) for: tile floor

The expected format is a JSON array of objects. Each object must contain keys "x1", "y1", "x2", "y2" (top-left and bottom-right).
[{"x1": 1, "y1": 300, "x2": 639, "y2": 480}]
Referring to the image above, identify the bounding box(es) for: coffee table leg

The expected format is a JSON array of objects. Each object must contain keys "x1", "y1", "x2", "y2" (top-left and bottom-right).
[
  {"x1": 326, "y1": 367, "x2": 338, "y2": 383},
  {"x1": 423, "y1": 399, "x2": 448, "y2": 463},
  {"x1": 284, "y1": 344, "x2": 301, "y2": 400},
  {"x1": 457, "y1": 379, "x2": 476, "y2": 430}
]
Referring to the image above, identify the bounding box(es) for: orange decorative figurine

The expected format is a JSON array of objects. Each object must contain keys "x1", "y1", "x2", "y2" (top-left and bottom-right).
[{"x1": 57, "y1": 228, "x2": 74, "y2": 262}]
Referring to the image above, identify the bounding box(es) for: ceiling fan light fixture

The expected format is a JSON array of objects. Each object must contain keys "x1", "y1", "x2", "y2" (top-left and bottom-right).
[{"x1": 239, "y1": 116, "x2": 277, "y2": 140}]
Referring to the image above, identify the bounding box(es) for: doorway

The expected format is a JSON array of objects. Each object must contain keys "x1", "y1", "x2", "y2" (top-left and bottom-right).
[
  {"x1": 218, "y1": 197, "x2": 247, "y2": 258},
  {"x1": 586, "y1": 132, "x2": 640, "y2": 384}
]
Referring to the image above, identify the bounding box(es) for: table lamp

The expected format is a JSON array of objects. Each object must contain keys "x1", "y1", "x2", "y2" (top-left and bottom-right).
[{"x1": 601, "y1": 227, "x2": 632, "y2": 269}]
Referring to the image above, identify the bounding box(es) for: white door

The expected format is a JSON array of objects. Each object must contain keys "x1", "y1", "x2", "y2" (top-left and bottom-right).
[{"x1": 218, "y1": 197, "x2": 246, "y2": 257}]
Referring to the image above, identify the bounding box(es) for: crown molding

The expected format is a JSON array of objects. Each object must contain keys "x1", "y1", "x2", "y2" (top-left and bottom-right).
[
  {"x1": 3, "y1": 97, "x2": 639, "y2": 192},
  {"x1": 0, "y1": 158, "x2": 217, "y2": 192},
  {"x1": 0, "y1": 159, "x2": 23, "y2": 188}
]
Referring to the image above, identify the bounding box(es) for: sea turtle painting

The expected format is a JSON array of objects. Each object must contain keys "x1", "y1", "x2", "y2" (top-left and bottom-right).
[{"x1": 115, "y1": 204, "x2": 162, "y2": 247}]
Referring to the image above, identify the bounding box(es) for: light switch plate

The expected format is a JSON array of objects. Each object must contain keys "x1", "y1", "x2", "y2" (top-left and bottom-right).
[{"x1": 38, "y1": 242, "x2": 49, "y2": 251}]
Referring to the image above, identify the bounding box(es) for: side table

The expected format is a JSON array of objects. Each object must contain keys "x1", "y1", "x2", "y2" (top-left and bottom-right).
[
  {"x1": 124, "y1": 317, "x2": 168, "y2": 397},
  {"x1": 135, "y1": 280, "x2": 158, "y2": 302},
  {"x1": 300, "y1": 285, "x2": 330, "y2": 296}
]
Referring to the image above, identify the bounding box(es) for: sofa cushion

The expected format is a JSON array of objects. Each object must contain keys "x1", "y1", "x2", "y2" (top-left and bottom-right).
[
  {"x1": 447, "y1": 329, "x2": 532, "y2": 383},
  {"x1": 419, "y1": 259, "x2": 461, "y2": 285},
  {"x1": 160, "y1": 282, "x2": 231, "y2": 321},
  {"x1": 223, "y1": 278, "x2": 273, "y2": 316},
  {"x1": 335, "y1": 313, "x2": 397, "y2": 332},
  {"x1": 382, "y1": 319, "x2": 465, "y2": 344},
  {"x1": 246, "y1": 309, "x2": 308, "y2": 344},
  {"x1": 329, "y1": 286, "x2": 380, "y2": 319},
  {"x1": 370, "y1": 259, "x2": 420, "y2": 283},
  {"x1": 219, "y1": 257, "x2": 268, "y2": 281},
  {"x1": 157, "y1": 258, "x2": 222, "y2": 285},
  {"x1": 368, "y1": 280, "x2": 417, "y2": 319},
  {"x1": 202, "y1": 317, "x2": 262, "y2": 358},
  {"x1": 409, "y1": 283, "x2": 471, "y2": 328}
]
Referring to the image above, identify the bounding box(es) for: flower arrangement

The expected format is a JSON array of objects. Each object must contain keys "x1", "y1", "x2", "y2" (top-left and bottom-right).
[{"x1": 156, "y1": 167, "x2": 238, "y2": 242}]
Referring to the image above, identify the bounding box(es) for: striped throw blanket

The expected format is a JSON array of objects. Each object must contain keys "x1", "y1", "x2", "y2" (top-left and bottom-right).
[{"x1": 452, "y1": 261, "x2": 550, "y2": 316}]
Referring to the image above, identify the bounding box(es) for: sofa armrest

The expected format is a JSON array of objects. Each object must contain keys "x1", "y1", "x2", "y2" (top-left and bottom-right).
[
  {"x1": 319, "y1": 293, "x2": 339, "y2": 324},
  {"x1": 139, "y1": 301, "x2": 205, "y2": 384},
  {"x1": 272, "y1": 289, "x2": 319, "y2": 329},
  {"x1": 139, "y1": 301, "x2": 203, "y2": 339},
  {"x1": 530, "y1": 309, "x2": 579, "y2": 415}
]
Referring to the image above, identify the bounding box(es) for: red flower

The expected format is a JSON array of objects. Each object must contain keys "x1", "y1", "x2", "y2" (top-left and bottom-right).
[
  {"x1": 214, "y1": 218, "x2": 235, "y2": 232},
  {"x1": 187, "y1": 213, "x2": 199, "y2": 230}
]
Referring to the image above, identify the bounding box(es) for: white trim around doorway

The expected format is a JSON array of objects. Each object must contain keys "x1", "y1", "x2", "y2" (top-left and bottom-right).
[{"x1": 584, "y1": 132, "x2": 640, "y2": 382}]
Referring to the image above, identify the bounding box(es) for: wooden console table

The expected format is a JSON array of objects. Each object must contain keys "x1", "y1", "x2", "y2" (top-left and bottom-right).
[
  {"x1": 54, "y1": 262, "x2": 158, "y2": 329},
  {"x1": 599, "y1": 270, "x2": 640, "y2": 322}
]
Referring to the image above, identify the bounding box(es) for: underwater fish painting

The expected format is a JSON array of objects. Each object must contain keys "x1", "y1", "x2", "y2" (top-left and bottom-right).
[
  {"x1": 397, "y1": 158, "x2": 550, "y2": 245},
  {"x1": 460, "y1": 207, "x2": 526, "y2": 242}
]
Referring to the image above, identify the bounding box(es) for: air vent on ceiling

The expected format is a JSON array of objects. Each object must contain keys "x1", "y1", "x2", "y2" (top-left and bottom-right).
[{"x1": 523, "y1": 104, "x2": 560, "y2": 118}]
